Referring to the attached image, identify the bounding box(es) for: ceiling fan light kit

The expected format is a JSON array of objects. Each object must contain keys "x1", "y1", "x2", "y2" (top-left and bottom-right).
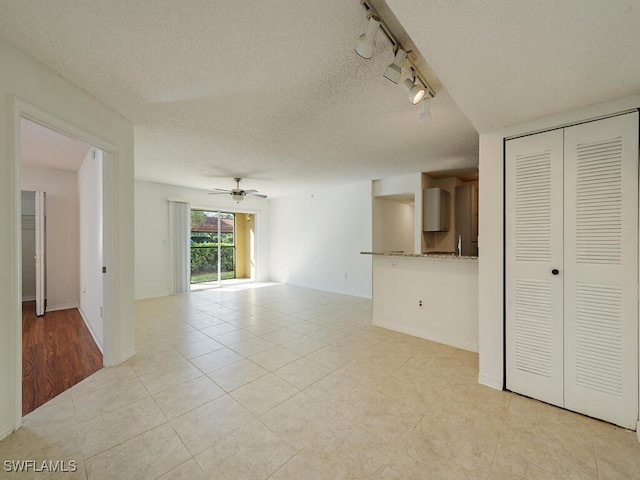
[
  {"x1": 208, "y1": 177, "x2": 267, "y2": 203},
  {"x1": 355, "y1": 0, "x2": 434, "y2": 112}
]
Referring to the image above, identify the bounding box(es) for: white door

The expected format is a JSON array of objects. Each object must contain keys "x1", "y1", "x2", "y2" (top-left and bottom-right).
[
  {"x1": 506, "y1": 129, "x2": 565, "y2": 407},
  {"x1": 506, "y1": 112, "x2": 639, "y2": 429},
  {"x1": 563, "y1": 113, "x2": 639, "y2": 428},
  {"x1": 34, "y1": 190, "x2": 46, "y2": 317}
]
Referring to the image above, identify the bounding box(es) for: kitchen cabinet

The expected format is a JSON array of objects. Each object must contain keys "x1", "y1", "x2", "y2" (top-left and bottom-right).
[
  {"x1": 422, "y1": 187, "x2": 449, "y2": 232},
  {"x1": 455, "y1": 184, "x2": 478, "y2": 256}
]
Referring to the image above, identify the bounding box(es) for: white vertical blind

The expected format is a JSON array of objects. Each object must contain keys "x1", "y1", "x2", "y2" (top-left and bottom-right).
[{"x1": 169, "y1": 200, "x2": 190, "y2": 294}]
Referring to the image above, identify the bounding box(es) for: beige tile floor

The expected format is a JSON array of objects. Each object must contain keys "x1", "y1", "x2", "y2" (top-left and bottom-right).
[{"x1": 1, "y1": 283, "x2": 639, "y2": 479}]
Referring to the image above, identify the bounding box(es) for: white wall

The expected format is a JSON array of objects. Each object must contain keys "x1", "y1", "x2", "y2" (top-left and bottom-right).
[
  {"x1": 78, "y1": 150, "x2": 103, "y2": 349},
  {"x1": 373, "y1": 173, "x2": 423, "y2": 254},
  {"x1": 0, "y1": 39, "x2": 134, "y2": 440},
  {"x1": 21, "y1": 165, "x2": 79, "y2": 310},
  {"x1": 372, "y1": 255, "x2": 478, "y2": 352},
  {"x1": 135, "y1": 180, "x2": 271, "y2": 299},
  {"x1": 478, "y1": 95, "x2": 640, "y2": 390},
  {"x1": 270, "y1": 181, "x2": 372, "y2": 298},
  {"x1": 373, "y1": 198, "x2": 415, "y2": 254}
]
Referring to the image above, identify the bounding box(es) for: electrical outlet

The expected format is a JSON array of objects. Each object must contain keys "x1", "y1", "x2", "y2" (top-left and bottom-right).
[{"x1": 418, "y1": 300, "x2": 424, "y2": 309}]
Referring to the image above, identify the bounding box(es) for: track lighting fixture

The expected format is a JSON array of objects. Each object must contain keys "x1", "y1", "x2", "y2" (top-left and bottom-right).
[
  {"x1": 402, "y1": 72, "x2": 426, "y2": 105},
  {"x1": 355, "y1": 16, "x2": 381, "y2": 59},
  {"x1": 419, "y1": 96, "x2": 432, "y2": 122},
  {"x1": 356, "y1": 0, "x2": 435, "y2": 110},
  {"x1": 383, "y1": 48, "x2": 406, "y2": 84}
]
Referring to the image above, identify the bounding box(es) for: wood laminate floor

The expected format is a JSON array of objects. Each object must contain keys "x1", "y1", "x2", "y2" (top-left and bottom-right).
[{"x1": 22, "y1": 301, "x2": 103, "y2": 416}]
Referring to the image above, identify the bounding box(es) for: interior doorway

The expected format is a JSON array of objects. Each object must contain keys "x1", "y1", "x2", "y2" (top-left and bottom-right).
[
  {"x1": 19, "y1": 117, "x2": 104, "y2": 415},
  {"x1": 190, "y1": 209, "x2": 256, "y2": 290}
]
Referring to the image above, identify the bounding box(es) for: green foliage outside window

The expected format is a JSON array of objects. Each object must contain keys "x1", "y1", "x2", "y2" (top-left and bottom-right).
[
  {"x1": 191, "y1": 244, "x2": 235, "y2": 275},
  {"x1": 190, "y1": 210, "x2": 236, "y2": 283},
  {"x1": 191, "y1": 210, "x2": 207, "y2": 228}
]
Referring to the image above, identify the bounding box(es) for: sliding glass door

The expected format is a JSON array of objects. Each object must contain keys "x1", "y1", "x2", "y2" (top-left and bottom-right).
[{"x1": 190, "y1": 210, "x2": 236, "y2": 285}]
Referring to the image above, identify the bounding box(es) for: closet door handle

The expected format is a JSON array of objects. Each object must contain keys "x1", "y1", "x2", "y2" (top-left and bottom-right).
[{"x1": 551, "y1": 269, "x2": 559, "y2": 275}]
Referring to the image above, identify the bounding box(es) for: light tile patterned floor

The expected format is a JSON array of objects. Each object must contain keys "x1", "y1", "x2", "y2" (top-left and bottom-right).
[{"x1": 1, "y1": 283, "x2": 639, "y2": 479}]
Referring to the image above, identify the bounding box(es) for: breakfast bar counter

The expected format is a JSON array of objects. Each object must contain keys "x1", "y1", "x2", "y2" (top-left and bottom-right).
[{"x1": 362, "y1": 252, "x2": 478, "y2": 352}]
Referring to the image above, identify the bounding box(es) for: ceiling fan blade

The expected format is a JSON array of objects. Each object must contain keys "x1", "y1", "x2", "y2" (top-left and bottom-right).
[{"x1": 209, "y1": 181, "x2": 266, "y2": 198}]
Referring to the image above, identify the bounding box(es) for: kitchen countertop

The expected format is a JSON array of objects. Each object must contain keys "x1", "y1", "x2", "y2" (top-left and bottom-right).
[{"x1": 361, "y1": 251, "x2": 478, "y2": 261}]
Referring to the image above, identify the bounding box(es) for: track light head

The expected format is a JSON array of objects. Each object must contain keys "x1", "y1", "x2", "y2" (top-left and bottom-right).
[
  {"x1": 402, "y1": 78, "x2": 426, "y2": 105},
  {"x1": 419, "y1": 96, "x2": 432, "y2": 122},
  {"x1": 356, "y1": 1, "x2": 435, "y2": 115},
  {"x1": 383, "y1": 48, "x2": 407, "y2": 84},
  {"x1": 355, "y1": 16, "x2": 381, "y2": 59}
]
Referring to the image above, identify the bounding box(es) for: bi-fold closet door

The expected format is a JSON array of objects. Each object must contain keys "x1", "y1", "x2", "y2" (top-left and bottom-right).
[{"x1": 506, "y1": 112, "x2": 639, "y2": 429}]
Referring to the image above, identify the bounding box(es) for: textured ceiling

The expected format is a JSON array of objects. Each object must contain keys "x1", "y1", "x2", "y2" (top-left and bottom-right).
[
  {"x1": 6, "y1": 2, "x2": 637, "y2": 197},
  {"x1": 0, "y1": 0, "x2": 478, "y2": 197},
  {"x1": 21, "y1": 118, "x2": 90, "y2": 171},
  {"x1": 386, "y1": 0, "x2": 640, "y2": 133}
]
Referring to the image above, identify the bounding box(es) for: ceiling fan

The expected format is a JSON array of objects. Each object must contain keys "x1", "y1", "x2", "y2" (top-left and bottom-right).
[{"x1": 208, "y1": 177, "x2": 267, "y2": 202}]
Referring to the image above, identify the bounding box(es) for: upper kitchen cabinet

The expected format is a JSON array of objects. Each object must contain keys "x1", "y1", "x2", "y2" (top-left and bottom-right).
[{"x1": 423, "y1": 187, "x2": 450, "y2": 233}]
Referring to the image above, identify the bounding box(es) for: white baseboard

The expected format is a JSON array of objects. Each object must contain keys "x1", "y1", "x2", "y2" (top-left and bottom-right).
[
  {"x1": 372, "y1": 318, "x2": 479, "y2": 353},
  {"x1": 135, "y1": 292, "x2": 169, "y2": 301},
  {"x1": 0, "y1": 424, "x2": 16, "y2": 442},
  {"x1": 478, "y1": 372, "x2": 504, "y2": 391},
  {"x1": 122, "y1": 346, "x2": 136, "y2": 362},
  {"x1": 103, "y1": 345, "x2": 136, "y2": 367},
  {"x1": 46, "y1": 302, "x2": 79, "y2": 312},
  {"x1": 78, "y1": 308, "x2": 104, "y2": 354},
  {"x1": 21, "y1": 295, "x2": 36, "y2": 302},
  {"x1": 637, "y1": 421, "x2": 640, "y2": 442}
]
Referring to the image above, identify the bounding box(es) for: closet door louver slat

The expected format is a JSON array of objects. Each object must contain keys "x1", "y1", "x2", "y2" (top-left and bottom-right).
[{"x1": 575, "y1": 137, "x2": 623, "y2": 265}]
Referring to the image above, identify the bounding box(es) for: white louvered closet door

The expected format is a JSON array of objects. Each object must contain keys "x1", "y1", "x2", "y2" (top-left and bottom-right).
[
  {"x1": 563, "y1": 113, "x2": 638, "y2": 429},
  {"x1": 506, "y1": 129, "x2": 565, "y2": 407},
  {"x1": 507, "y1": 112, "x2": 639, "y2": 429}
]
